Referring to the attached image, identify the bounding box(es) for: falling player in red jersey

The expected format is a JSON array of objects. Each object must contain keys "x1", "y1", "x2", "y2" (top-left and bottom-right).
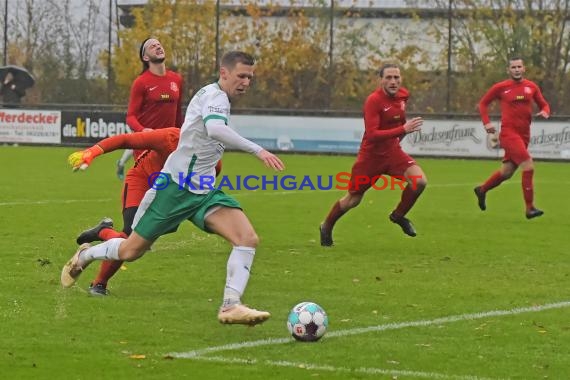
[
  {"x1": 116, "y1": 38, "x2": 184, "y2": 180},
  {"x1": 68, "y1": 128, "x2": 222, "y2": 295},
  {"x1": 474, "y1": 57, "x2": 550, "y2": 219},
  {"x1": 319, "y1": 63, "x2": 426, "y2": 246}
]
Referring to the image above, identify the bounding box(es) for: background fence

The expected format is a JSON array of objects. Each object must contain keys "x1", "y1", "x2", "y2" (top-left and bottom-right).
[
  {"x1": 2, "y1": 0, "x2": 570, "y2": 116},
  {"x1": 2, "y1": 107, "x2": 569, "y2": 161}
]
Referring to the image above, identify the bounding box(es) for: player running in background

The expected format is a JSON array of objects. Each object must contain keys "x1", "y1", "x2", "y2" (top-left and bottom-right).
[
  {"x1": 474, "y1": 57, "x2": 550, "y2": 219},
  {"x1": 116, "y1": 38, "x2": 184, "y2": 180},
  {"x1": 319, "y1": 63, "x2": 425, "y2": 246},
  {"x1": 69, "y1": 128, "x2": 221, "y2": 296},
  {"x1": 62, "y1": 51, "x2": 285, "y2": 326}
]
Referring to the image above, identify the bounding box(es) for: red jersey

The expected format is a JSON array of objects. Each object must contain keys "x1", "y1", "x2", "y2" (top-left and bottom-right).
[
  {"x1": 359, "y1": 87, "x2": 409, "y2": 157},
  {"x1": 97, "y1": 128, "x2": 179, "y2": 178},
  {"x1": 479, "y1": 78, "x2": 550, "y2": 138},
  {"x1": 126, "y1": 70, "x2": 184, "y2": 132}
]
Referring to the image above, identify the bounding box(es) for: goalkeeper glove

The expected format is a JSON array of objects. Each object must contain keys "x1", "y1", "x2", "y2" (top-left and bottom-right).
[{"x1": 68, "y1": 145, "x2": 104, "y2": 171}]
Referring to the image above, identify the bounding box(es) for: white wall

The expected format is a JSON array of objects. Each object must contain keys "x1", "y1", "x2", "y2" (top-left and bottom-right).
[{"x1": 231, "y1": 114, "x2": 570, "y2": 160}]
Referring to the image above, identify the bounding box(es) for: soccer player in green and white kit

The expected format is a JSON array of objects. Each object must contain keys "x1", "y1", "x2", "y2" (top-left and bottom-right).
[{"x1": 61, "y1": 51, "x2": 284, "y2": 326}]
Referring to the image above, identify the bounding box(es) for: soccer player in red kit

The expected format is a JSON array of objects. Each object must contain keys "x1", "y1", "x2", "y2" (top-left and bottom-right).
[
  {"x1": 70, "y1": 128, "x2": 180, "y2": 295},
  {"x1": 319, "y1": 64, "x2": 425, "y2": 246},
  {"x1": 116, "y1": 38, "x2": 184, "y2": 179},
  {"x1": 69, "y1": 128, "x2": 223, "y2": 295},
  {"x1": 474, "y1": 57, "x2": 550, "y2": 219}
]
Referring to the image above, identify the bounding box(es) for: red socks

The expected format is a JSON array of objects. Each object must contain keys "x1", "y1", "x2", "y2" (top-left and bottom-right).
[
  {"x1": 92, "y1": 261, "x2": 124, "y2": 286},
  {"x1": 481, "y1": 171, "x2": 505, "y2": 193},
  {"x1": 323, "y1": 201, "x2": 347, "y2": 230},
  {"x1": 522, "y1": 169, "x2": 534, "y2": 210},
  {"x1": 393, "y1": 185, "x2": 423, "y2": 218},
  {"x1": 99, "y1": 228, "x2": 126, "y2": 241}
]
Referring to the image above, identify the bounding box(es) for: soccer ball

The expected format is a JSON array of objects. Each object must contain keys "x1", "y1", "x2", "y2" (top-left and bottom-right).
[{"x1": 287, "y1": 302, "x2": 328, "y2": 342}]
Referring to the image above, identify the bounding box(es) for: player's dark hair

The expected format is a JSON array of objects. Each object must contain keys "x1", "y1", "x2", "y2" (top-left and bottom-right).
[
  {"x1": 377, "y1": 63, "x2": 399, "y2": 77},
  {"x1": 139, "y1": 38, "x2": 152, "y2": 73},
  {"x1": 508, "y1": 56, "x2": 523, "y2": 65},
  {"x1": 220, "y1": 51, "x2": 255, "y2": 70}
]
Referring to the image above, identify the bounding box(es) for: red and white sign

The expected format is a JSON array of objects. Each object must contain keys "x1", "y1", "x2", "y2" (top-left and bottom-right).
[{"x1": 0, "y1": 109, "x2": 61, "y2": 144}]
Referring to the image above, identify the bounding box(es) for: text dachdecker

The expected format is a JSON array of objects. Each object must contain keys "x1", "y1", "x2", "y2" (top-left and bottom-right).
[{"x1": 0, "y1": 111, "x2": 59, "y2": 124}]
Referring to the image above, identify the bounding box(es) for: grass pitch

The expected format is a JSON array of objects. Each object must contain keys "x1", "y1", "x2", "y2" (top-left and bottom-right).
[{"x1": 1, "y1": 145, "x2": 568, "y2": 379}]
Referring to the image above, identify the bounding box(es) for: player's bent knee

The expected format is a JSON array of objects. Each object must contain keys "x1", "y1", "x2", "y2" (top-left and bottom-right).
[
  {"x1": 349, "y1": 198, "x2": 362, "y2": 208},
  {"x1": 238, "y1": 231, "x2": 259, "y2": 248},
  {"x1": 343, "y1": 194, "x2": 363, "y2": 209},
  {"x1": 118, "y1": 241, "x2": 148, "y2": 262},
  {"x1": 520, "y1": 161, "x2": 534, "y2": 171},
  {"x1": 408, "y1": 174, "x2": 427, "y2": 192},
  {"x1": 245, "y1": 232, "x2": 259, "y2": 248},
  {"x1": 120, "y1": 248, "x2": 143, "y2": 262},
  {"x1": 415, "y1": 179, "x2": 427, "y2": 191}
]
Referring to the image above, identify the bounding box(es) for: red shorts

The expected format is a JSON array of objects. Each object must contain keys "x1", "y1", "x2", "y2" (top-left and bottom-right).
[
  {"x1": 500, "y1": 134, "x2": 531, "y2": 165},
  {"x1": 348, "y1": 148, "x2": 416, "y2": 194},
  {"x1": 121, "y1": 170, "x2": 150, "y2": 209}
]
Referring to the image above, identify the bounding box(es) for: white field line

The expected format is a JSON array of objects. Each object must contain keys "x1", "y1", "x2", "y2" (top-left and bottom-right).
[
  {"x1": 189, "y1": 355, "x2": 502, "y2": 380},
  {"x1": 0, "y1": 198, "x2": 112, "y2": 207},
  {"x1": 168, "y1": 300, "x2": 570, "y2": 359}
]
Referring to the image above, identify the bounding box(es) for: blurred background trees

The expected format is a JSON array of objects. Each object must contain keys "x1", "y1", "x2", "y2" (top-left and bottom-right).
[
  {"x1": 2, "y1": 0, "x2": 570, "y2": 114},
  {"x1": 3, "y1": 0, "x2": 110, "y2": 104},
  {"x1": 422, "y1": 0, "x2": 570, "y2": 114}
]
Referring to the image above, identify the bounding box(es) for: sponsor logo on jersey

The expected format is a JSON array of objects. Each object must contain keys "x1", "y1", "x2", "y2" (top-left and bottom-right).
[{"x1": 208, "y1": 105, "x2": 229, "y2": 114}]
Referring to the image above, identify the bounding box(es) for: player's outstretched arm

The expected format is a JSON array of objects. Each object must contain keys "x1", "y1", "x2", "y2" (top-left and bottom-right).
[
  {"x1": 256, "y1": 150, "x2": 285, "y2": 171},
  {"x1": 67, "y1": 145, "x2": 104, "y2": 171},
  {"x1": 67, "y1": 128, "x2": 178, "y2": 172},
  {"x1": 206, "y1": 122, "x2": 285, "y2": 170}
]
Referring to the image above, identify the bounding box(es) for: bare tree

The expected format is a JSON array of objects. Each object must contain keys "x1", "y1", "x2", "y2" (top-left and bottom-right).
[
  {"x1": 8, "y1": 0, "x2": 109, "y2": 103},
  {"x1": 416, "y1": 0, "x2": 570, "y2": 112}
]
